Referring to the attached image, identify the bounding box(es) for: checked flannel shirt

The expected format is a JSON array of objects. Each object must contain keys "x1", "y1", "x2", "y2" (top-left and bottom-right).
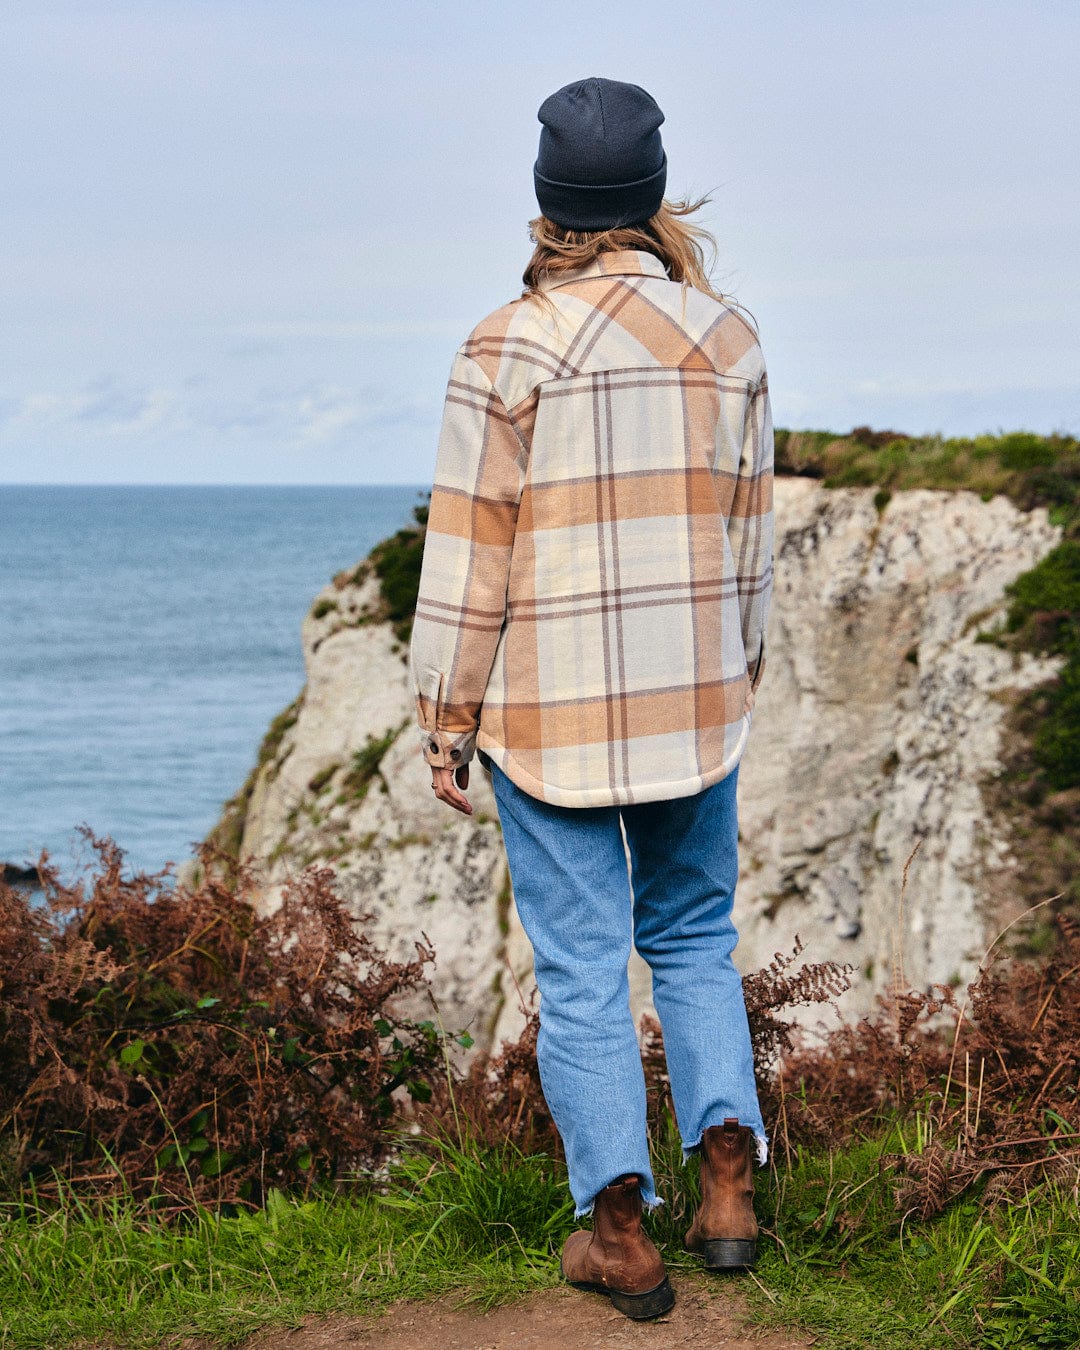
[{"x1": 408, "y1": 248, "x2": 774, "y2": 808}]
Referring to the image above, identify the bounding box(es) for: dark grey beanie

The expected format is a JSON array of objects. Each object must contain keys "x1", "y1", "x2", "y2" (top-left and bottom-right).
[{"x1": 533, "y1": 77, "x2": 667, "y2": 232}]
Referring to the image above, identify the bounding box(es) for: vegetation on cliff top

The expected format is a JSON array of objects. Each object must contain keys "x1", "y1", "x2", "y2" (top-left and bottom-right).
[{"x1": 775, "y1": 425, "x2": 1079, "y2": 517}]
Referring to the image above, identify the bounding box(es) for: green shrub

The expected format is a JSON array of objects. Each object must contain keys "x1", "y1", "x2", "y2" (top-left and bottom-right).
[
  {"x1": 1005, "y1": 541, "x2": 1080, "y2": 641},
  {"x1": 997, "y1": 432, "x2": 1058, "y2": 472},
  {"x1": 342, "y1": 726, "x2": 402, "y2": 801},
  {"x1": 370, "y1": 521, "x2": 426, "y2": 643},
  {"x1": 1033, "y1": 655, "x2": 1080, "y2": 791},
  {"x1": 307, "y1": 762, "x2": 339, "y2": 794},
  {"x1": 999, "y1": 538, "x2": 1080, "y2": 791}
]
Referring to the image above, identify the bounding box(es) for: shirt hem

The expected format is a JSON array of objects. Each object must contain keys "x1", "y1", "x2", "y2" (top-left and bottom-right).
[{"x1": 475, "y1": 713, "x2": 752, "y2": 808}]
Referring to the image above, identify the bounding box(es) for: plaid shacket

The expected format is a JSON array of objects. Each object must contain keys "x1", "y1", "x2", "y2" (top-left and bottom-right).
[{"x1": 408, "y1": 248, "x2": 774, "y2": 807}]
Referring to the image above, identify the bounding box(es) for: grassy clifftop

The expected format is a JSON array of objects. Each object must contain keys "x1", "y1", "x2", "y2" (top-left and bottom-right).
[{"x1": 776, "y1": 426, "x2": 1079, "y2": 518}]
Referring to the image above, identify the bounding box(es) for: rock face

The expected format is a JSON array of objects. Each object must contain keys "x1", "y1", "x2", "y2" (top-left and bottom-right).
[{"x1": 224, "y1": 480, "x2": 1064, "y2": 1049}]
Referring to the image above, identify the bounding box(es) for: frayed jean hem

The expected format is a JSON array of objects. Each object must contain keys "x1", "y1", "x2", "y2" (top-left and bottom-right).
[{"x1": 575, "y1": 1188, "x2": 665, "y2": 1221}]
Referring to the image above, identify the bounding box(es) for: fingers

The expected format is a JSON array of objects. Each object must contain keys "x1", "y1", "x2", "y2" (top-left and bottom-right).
[{"x1": 431, "y1": 764, "x2": 473, "y2": 815}]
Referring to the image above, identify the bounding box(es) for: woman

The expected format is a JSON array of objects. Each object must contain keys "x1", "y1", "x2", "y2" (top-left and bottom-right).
[{"x1": 408, "y1": 76, "x2": 773, "y2": 1322}]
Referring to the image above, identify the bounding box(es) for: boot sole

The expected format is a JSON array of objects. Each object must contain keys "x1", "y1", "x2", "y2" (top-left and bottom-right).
[
  {"x1": 703, "y1": 1237, "x2": 757, "y2": 1269},
  {"x1": 563, "y1": 1274, "x2": 676, "y2": 1320}
]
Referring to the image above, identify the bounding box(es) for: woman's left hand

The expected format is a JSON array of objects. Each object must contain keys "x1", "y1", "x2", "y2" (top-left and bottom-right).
[{"x1": 431, "y1": 764, "x2": 472, "y2": 815}]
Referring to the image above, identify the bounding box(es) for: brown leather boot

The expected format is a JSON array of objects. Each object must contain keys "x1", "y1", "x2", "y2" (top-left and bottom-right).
[
  {"x1": 560, "y1": 1174, "x2": 675, "y2": 1320},
  {"x1": 684, "y1": 1117, "x2": 759, "y2": 1269}
]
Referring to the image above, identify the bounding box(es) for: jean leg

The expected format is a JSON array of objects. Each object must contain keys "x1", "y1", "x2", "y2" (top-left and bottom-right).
[
  {"x1": 621, "y1": 763, "x2": 768, "y2": 1166},
  {"x1": 489, "y1": 762, "x2": 659, "y2": 1217}
]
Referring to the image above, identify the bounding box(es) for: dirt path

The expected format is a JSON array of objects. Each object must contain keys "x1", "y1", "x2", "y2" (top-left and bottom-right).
[{"x1": 229, "y1": 1274, "x2": 817, "y2": 1349}]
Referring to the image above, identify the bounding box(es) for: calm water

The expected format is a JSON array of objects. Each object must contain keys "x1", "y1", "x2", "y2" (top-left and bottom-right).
[{"x1": 0, "y1": 485, "x2": 426, "y2": 884}]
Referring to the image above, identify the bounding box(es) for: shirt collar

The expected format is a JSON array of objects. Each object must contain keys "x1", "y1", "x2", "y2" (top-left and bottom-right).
[{"x1": 536, "y1": 248, "x2": 670, "y2": 292}]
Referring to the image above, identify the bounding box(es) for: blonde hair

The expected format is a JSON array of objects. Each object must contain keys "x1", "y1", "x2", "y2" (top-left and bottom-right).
[{"x1": 521, "y1": 195, "x2": 759, "y2": 333}]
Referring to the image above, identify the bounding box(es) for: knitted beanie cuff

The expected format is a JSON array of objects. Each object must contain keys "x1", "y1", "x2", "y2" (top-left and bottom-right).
[{"x1": 533, "y1": 155, "x2": 667, "y2": 232}]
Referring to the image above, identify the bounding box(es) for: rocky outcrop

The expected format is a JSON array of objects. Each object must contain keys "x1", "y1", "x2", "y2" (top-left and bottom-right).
[
  {"x1": 214, "y1": 480, "x2": 1064, "y2": 1050},
  {"x1": 1, "y1": 862, "x2": 42, "y2": 890}
]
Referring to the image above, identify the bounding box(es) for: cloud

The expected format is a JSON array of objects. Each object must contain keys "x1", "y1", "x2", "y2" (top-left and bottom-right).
[
  {"x1": 293, "y1": 388, "x2": 364, "y2": 444},
  {"x1": 1, "y1": 376, "x2": 437, "y2": 452},
  {"x1": 4, "y1": 379, "x2": 182, "y2": 439},
  {"x1": 291, "y1": 385, "x2": 436, "y2": 445}
]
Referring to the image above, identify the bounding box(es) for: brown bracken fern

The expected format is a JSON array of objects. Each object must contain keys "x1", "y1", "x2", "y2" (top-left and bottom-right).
[
  {"x1": 0, "y1": 828, "x2": 442, "y2": 1215},
  {"x1": 4, "y1": 830, "x2": 1078, "y2": 1227}
]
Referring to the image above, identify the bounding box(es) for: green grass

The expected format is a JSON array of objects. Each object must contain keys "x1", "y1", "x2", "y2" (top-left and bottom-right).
[
  {"x1": 759, "y1": 1165, "x2": 1080, "y2": 1349},
  {"x1": 3, "y1": 1115, "x2": 1078, "y2": 1349},
  {"x1": 0, "y1": 1136, "x2": 571, "y2": 1349},
  {"x1": 647, "y1": 1111, "x2": 1080, "y2": 1349},
  {"x1": 378, "y1": 1130, "x2": 574, "y2": 1286}
]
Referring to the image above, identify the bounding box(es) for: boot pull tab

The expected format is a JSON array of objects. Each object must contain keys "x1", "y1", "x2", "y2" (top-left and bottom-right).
[{"x1": 597, "y1": 1174, "x2": 639, "y2": 1197}]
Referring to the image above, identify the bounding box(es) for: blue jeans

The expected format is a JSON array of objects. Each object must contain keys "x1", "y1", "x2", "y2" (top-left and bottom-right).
[{"x1": 489, "y1": 758, "x2": 768, "y2": 1218}]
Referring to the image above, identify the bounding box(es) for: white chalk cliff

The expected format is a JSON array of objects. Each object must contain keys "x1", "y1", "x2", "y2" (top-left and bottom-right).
[{"x1": 214, "y1": 479, "x2": 1064, "y2": 1049}]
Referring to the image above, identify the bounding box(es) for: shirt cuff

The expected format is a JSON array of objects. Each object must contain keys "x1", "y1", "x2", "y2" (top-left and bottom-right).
[{"x1": 419, "y1": 725, "x2": 478, "y2": 770}]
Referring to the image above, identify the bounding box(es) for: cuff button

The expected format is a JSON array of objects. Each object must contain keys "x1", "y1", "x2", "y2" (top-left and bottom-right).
[
  {"x1": 449, "y1": 749, "x2": 460, "y2": 761},
  {"x1": 428, "y1": 740, "x2": 439, "y2": 754}
]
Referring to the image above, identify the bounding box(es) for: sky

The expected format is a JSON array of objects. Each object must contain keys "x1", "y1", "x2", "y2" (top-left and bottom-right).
[{"x1": 2, "y1": 0, "x2": 1078, "y2": 485}]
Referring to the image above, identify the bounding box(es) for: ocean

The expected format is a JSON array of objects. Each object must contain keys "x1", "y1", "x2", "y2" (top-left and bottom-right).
[{"x1": 0, "y1": 484, "x2": 426, "y2": 885}]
